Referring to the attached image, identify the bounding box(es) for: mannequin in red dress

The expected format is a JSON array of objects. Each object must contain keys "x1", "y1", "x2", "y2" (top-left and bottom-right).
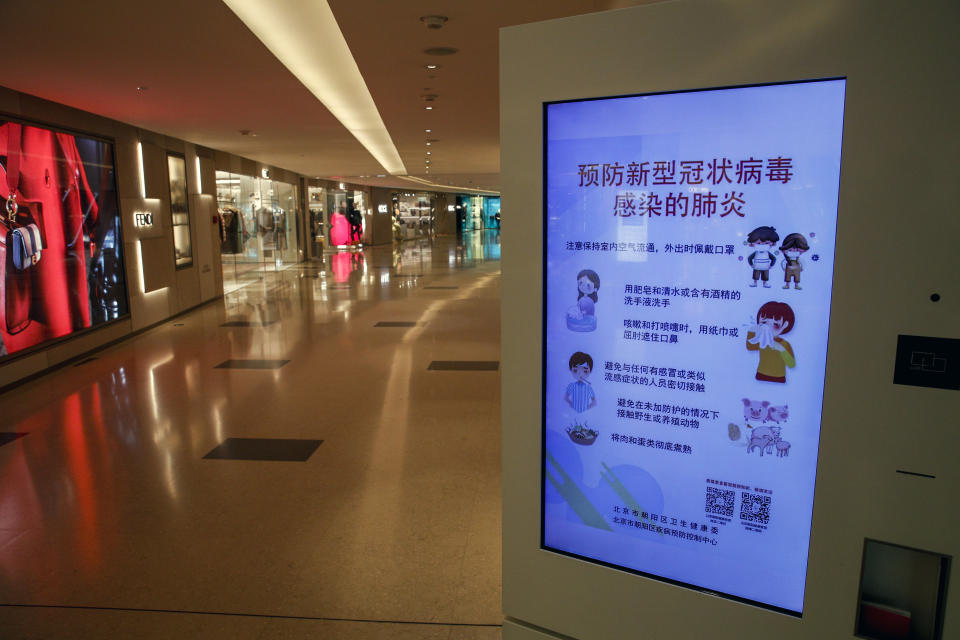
[{"x1": 329, "y1": 208, "x2": 351, "y2": 246}]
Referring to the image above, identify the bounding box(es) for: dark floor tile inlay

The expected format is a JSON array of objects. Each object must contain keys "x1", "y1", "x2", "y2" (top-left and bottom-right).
[
  {"x1": 424, "y1": 286, "x2": 459, "y2": 290},
  {"x1": 0, "y1": 433, "x2": 27, "y2": 447},
  {"x1": 428, "y1": 360, "x2": 499, "y2": 371},
  {"x1": 221, "y1": 320, "x2": 277, "y2": 327},
  {"x1": 215, "y1": 359, "x2": 290, "y2": 369},
  {"x1": 375, "y1": 321, "x2": 420, "y2": 327},
  {"x1": 203, "y1": 438, "x2": 323, "y2": 462},
  {"x1": 73, "y1": 357, "x2": 98, "y2": 367}
]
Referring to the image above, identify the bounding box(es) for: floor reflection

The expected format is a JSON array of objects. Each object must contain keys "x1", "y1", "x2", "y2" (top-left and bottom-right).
[{"x1": 0, "y1": 231, "x2": 503, "y2": 633}]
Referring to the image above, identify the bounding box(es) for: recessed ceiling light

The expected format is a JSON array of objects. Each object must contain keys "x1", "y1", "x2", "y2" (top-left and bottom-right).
[
  {"x1": 426, "y1": 151, "x2": 431, "y2": 155},
  {"x1": 136, "y1": 86, "x2": 149, "y2": 91},
  {"x1": 424, "y1": 129, "x2": 431, "y2": 133},
  {"x1": 426, "y1": 142, "x2": 431, "y2": 146},
  {"x1": 425, "y1": 64, "x2": 439, "y2": 70},
  {"x1": 425, "y1": 106, "x2": 433, "y2": 110}
]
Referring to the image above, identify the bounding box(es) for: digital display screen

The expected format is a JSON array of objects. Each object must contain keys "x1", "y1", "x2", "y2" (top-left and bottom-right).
[
  {"x1": 542, "y1": 79, "x2": 845, "y2": 614},
  {"x1": 0, "y1": 119, "x2": 129, "y2": 359}
]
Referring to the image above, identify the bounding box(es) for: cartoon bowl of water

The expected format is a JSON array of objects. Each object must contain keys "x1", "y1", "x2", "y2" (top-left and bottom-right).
[{"x1": 566, "y1": 315, "x2": 597, "y2": 332}]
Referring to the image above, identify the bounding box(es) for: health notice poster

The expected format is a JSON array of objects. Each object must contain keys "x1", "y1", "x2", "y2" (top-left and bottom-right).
[{"x1": 542, "y1": 79, "x2": 846, "y2": 614}]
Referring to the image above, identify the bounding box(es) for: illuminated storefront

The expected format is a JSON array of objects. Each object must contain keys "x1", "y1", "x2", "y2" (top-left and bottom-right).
[
  {"x1": 216, "y1": 171, "x2": 300, "y2": 292},
  {"x1": 393, "y1": 192, "x2": 434, "y2": 240},
  {"x1": 456, "y1": 194, "x2": 500, "y2": 232}
]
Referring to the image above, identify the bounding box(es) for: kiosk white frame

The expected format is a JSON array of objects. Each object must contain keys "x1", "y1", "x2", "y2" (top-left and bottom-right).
[{"x1": 501, "y1": 1, "x2": 958, "y2": 638}]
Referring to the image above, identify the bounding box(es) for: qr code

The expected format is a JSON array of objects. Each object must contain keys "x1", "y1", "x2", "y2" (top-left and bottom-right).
[
  {"x1": 705, "y1": 487, "x2": 735, "y2": 517},
  {"x1": 740, "y1": 492, "x2": 771, "y2": 525}
]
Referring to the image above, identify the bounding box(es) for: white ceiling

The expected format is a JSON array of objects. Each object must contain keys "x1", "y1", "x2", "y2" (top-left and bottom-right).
[{"x1": 2, "y1": 0, "x2": 654, "y2": 193}]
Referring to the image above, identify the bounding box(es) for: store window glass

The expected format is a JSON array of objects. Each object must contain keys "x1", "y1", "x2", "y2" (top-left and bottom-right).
[
  {"x1": 456, "y1": 195, "x2": 500, "y2": 233},
  {"x1": 0, "y1": 118, "x2": 129, "y2": 359},
  {"x1": 269, "y1": 179, "x2": 298, "y2": 264},
  {"x1": 216, "y1": 170, "x2": 300, "y2": 293},
  {"x1": 307, "y1": 186, "x2": 326, "y2": 255},
  {"x1": 167, "y1": 153, "x2": 192, "y2": 268},
  {"x1": 326, "y1": 189, "x2": 366, "y2": 247},
  {"x1": 394, "y1": 192, "x2": 434, "y2": 239},
  {"x1": 483, "y1": 196, "x2": 501, "y2": 229},
  {"x1": 352, "y1": 190, "x2": 368, "y2": 244}
]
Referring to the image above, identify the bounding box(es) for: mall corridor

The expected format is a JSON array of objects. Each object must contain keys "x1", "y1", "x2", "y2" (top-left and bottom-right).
[{"x1": 0, "y1": 233, "x2": 503, "y2": 639}]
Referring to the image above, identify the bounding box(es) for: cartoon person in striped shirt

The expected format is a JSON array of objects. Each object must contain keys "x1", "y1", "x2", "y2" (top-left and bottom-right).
[{"x1": 565, "y1": 351, "x2": 597, "y2": 413}]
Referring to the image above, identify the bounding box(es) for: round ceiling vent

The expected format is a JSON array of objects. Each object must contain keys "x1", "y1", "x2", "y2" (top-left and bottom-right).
[
  {"x1": 423, "y1": 47, "x2": 458, "y2": 56},
  {"x1": 420, "y1": 15, "x2": 448, "y2": 29}
]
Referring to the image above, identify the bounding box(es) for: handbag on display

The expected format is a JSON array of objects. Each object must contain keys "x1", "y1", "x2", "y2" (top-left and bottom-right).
[
  {"x1": 10, "y1": 223, "x2": 42, "y2": 269},
  {"x1": 1, "y1": 123, "x2": 47, "y2": 336},
  {"x1": 1, "y1": 197, "x2": 45, "y2": 335}
]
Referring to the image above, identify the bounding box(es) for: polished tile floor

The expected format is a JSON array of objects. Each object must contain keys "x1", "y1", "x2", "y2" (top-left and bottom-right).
[{"x1": 0, "y1": 231, "x2": 503, "y2": 639}]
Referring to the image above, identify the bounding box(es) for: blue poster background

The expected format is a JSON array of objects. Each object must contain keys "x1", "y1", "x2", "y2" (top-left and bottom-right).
[{"x1": 542, "y1": 79, "x2": 846, "y2": 613}]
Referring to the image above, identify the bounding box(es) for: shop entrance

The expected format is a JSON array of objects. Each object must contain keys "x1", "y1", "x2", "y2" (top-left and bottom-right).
[
  {"x1": 394, "y1": 192, "x2": 435, "y2": 240},
  {"x1": 216, "y1": 171, "x2": 301, "y2": 293},
  {"x1": 457, "y1": 195, "x2": 501, "y2": 233}
]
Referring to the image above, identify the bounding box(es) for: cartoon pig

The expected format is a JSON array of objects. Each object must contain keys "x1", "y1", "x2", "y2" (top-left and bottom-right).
[
  {"x1": 742, "y1": 398, "x2": 770, "y2": 424},
  {"x1": 776, "y1": 440, "x2": 791, "y2": 457},
  {"x1": 767, "y1": 404, "x2": 789, "y2": 424}
]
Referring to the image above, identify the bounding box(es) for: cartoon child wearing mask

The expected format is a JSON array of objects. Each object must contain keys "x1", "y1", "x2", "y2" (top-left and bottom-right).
[
  {"x1": 779, "y1": 233, "x2": 809, "y2": 290},
  {"x1": 745, "y1": 226, "x2": 779, "y2": 288}
]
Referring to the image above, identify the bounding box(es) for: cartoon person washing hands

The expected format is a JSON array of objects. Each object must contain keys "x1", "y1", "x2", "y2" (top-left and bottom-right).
[{"x1": 566, "y1": 269, "x2": 600, "y2": 332}]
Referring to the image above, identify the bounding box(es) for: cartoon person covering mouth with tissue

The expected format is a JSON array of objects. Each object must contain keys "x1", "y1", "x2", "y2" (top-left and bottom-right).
[{"x1": 746, "y1": 301, "x2": 796, "y2": 383}]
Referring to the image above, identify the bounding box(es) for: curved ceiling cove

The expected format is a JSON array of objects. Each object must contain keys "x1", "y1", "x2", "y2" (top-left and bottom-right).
[{"x1": 222, "y1": 0, "x2": 407, "y2": 176}]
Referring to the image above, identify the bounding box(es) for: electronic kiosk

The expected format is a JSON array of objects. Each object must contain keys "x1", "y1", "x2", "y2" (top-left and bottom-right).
[{"x1": 500, "y1": 2, "x2": 957, "y2": 639}]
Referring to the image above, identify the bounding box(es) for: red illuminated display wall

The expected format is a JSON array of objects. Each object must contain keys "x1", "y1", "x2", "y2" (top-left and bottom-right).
[{"x1": 0, "y1": 119, "x2": 129, "y2": 359}]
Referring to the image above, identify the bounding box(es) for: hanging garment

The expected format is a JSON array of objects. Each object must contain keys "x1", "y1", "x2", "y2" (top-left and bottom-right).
[
  {"x1": 275, "y1": 209, "x2": 287, "y2": 252},
  {"x1": 258, "y1": 207, "x2": 275, "y2": 234},
  {"x1": 0, "y1": 122, "x2": 99, "y2": 355},
  {"x1": 219, "y1": 207, "x2": 242, "y2": 254},
  {"x1": 217, "y1": 209, "x2": 226, "y2": 243}
]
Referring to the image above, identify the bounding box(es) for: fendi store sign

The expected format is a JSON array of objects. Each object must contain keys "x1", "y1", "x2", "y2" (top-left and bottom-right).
[{"x1": 122, "y1": 197, "x2": 164, "y2": 239}]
